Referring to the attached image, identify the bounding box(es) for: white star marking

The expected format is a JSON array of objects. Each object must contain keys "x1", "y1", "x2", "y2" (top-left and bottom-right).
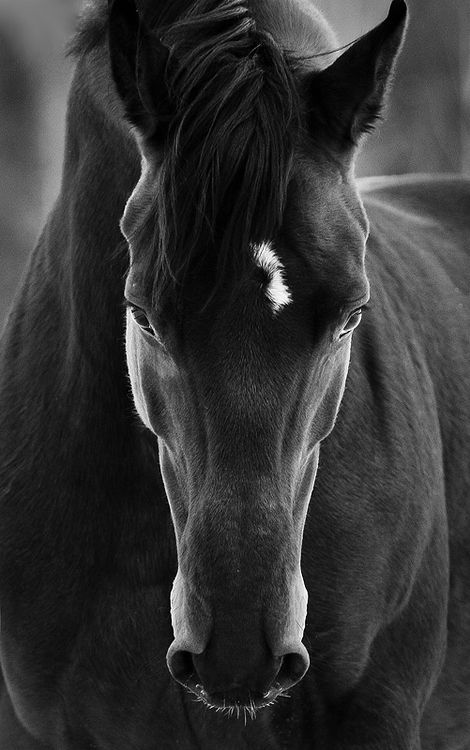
[{"x1": 252, "y1": 241, "x2": 292, "y2": 314}]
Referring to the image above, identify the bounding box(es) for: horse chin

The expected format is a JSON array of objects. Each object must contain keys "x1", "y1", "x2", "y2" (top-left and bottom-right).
[{"x1": 184, "y1": 678, "x2": 290, "y2": 720}]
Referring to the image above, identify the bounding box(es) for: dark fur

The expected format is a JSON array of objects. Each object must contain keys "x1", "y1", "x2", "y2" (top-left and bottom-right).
[{"x1": 1, "y1": 0, "x2": 470, "y2": 748}]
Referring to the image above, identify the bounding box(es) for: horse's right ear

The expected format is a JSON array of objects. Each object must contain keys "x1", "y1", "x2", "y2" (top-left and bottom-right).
[{"x1": 108, "y1": 0, "x2": 171, "y2": 140}]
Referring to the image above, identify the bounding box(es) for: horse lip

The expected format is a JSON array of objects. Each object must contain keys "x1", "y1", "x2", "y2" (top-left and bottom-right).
[{"x1": 184, "y1": 676, "x2": 288, "y2": 712}]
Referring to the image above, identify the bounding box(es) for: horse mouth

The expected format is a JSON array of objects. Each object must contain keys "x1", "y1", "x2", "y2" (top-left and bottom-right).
[{"x1": 184, "y1": 678, "x2": 290, "y2": 720}]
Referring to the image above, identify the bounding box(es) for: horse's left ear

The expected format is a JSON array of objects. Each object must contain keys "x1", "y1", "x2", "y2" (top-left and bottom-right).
[
  {"x1": 108, "y1": 0, "x2": 171, "y2": 140},
  {"x1": 307, "y1": 0, "x2": 408, "y2": 148}
]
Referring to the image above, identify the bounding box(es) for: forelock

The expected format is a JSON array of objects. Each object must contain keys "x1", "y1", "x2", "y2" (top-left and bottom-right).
[{"x1": 142, "y1": 0, "x2": 301, "y2": 308}]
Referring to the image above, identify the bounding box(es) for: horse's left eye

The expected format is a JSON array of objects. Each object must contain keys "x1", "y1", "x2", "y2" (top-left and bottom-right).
[
  {"x1": 339, "y1": 308, "x2": 363, "y2": 339},
  {"x1": 129, "y1": 305, "x2": 156, "y2": 337}
]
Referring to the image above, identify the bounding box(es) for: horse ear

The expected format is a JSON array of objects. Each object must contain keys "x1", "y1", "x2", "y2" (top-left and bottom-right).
[
  {"x1": 108, "y1": 0, "x2": 171, "y2": 139},
  {"x1": 308, "y1": 0, "x2": 408, "y2": 148}
]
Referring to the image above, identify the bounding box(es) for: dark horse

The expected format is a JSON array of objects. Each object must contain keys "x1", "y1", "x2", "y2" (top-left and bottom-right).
[{"x1": 1, "y1": 0, "x2": 470, "y2": 747}]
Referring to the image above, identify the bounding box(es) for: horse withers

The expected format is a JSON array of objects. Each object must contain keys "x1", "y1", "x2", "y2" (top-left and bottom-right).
[{"x1": 0, "y1": 0, "x2": 469, "y2": 747}]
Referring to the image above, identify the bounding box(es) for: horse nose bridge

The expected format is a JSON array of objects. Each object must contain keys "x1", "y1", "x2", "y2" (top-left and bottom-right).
[
  {"x1": 169, "y1": 484, "x2": 308, "y2": 656},
  {"x1": 180, "y1": 511, "x2": 299, "y2": 603},
  {"x1": 186, "y1": 481, "x2": 299, "y2": 553},
  {"x1": 171, "y1": 539, "x2": 308, "y2": 650}
]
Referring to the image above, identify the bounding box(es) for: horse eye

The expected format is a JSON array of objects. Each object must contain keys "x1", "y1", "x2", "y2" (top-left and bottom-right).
[
  {"x1": 129, "y1": 305, "x2": 156, "y2": 337},
  {"x1": 339, "y1": 308, "x2": 363, "y2": 339}
]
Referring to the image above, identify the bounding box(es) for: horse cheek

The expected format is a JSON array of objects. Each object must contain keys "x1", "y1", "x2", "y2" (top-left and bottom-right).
[
  {"x1": 310, "y1": 343, "x2": 352, "y2": 446},
  {"x1": 125, "y1": 318, "x2": 155, "y2": 433}
]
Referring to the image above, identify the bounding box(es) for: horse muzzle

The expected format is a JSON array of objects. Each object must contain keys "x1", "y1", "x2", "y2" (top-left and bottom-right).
[
  {"x1": 166, "y1": 510, "x2": 310, "y2": 714},
  {"x1": 167, "y1": 637, "x2": 310, "y2": 715}
]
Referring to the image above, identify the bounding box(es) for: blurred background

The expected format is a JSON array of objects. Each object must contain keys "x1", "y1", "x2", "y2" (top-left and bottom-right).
[{"x1": 0, "y1": 0, "x2": 469, "y2": 325}]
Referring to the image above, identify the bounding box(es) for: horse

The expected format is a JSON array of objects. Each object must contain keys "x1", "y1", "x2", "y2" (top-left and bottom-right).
[{"x1": 1, "y1": 0, "x2": 469, "y2": 746}]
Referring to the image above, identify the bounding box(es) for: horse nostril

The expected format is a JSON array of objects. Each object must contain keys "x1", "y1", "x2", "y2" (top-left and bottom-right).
[
  {"x1": 276, "y1": 648, "x2": 310, "y2": 690},
  {"x1": 167, "y1": 648, "x2": 196, "y2": 686}
]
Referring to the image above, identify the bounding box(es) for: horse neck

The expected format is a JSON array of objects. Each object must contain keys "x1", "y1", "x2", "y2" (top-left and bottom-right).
[
  {"x1": 0, "y1": 51, "x2": 170, "y2": 535},
  {"x1": 58, "y1": 53, "x2": 139, "y2": 364}
]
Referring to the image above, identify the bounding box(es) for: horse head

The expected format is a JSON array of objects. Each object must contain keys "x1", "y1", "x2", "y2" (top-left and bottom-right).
[{"x1": 108, "y1": 0, "x2": 406, "y2": 714}]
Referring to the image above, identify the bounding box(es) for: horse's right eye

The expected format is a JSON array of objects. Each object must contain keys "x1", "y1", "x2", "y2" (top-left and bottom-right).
[{"x1": 129, "y1": 305, "x2": 156, "y2": 337}]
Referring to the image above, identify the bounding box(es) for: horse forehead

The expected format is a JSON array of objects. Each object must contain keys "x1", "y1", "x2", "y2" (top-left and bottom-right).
[{"x1": 286, "y1": 165, "x2": 369, "y2": 260}]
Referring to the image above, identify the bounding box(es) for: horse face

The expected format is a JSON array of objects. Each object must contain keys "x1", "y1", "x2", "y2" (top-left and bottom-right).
[
  {"x1": 110, "y1": 0, "x2": 405, "y2": 715},
  {"x1": 122, "y1": 155, "x2": 369, "y2": 710}
]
